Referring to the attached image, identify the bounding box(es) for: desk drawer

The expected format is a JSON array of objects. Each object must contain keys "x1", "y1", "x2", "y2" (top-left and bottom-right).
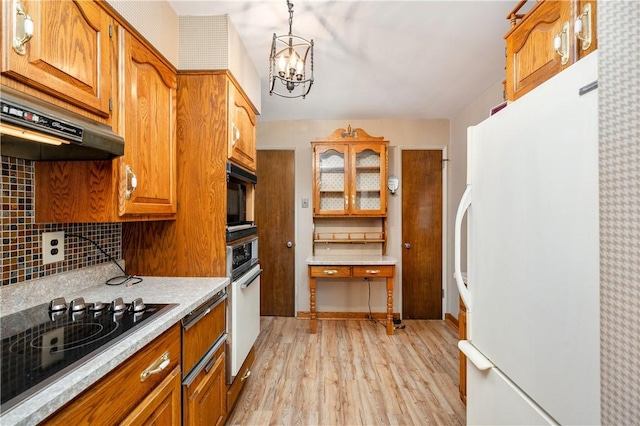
[
  {"x1": 309, "y1": 266, "x2": 352, "y2": 278},
  {"x1": 352, "y1": 265, "x2": 394, "y2": 278}
]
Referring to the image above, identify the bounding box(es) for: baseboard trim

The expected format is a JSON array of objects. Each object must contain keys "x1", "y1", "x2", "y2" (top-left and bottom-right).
[
  {"x1": 445, "y1": 313, "x2": 458, "y2": 330},
  {"x1": 297, "y1": 311, "x2": 400, "y2": 321}
]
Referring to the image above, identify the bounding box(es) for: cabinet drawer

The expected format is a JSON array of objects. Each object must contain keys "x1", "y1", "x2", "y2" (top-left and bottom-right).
[
  {"x1": 182, "y1": 295, "x2": 226, "y2": 375},
  {"x1": 352, "y1": 265, "x2": 394, "y2": 278},
  {"x1": 309, "y1": 266, "x2": 352, "y2": 278},
  {"x1": 44, "y1": 324, "x2": 181, "y2": 425}
]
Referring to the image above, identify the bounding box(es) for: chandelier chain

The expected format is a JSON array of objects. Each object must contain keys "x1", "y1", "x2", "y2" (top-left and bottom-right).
[{"x1": 287, "y1": 0, "x2": 294, "y2": 35}]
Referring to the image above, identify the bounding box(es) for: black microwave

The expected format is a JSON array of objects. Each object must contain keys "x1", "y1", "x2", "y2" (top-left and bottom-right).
[{"x1": 226, "y1": 163, "x2": 257, "y2": 227}]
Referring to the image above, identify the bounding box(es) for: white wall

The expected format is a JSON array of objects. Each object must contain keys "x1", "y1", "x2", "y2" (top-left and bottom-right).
[
  {"x1": 257, "y1": 119, "x2": 448, "y2": 315},
  {"x1": 447, "y1": 81, "x2": 504, "y2": 316}
]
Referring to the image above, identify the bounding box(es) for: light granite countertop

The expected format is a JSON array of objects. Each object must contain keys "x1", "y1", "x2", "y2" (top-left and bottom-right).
[
  {"x1": 306, "y1": 254, "x2": 397, "y2": 265},
  {"x1": 1, "y1": 273, "x2": 229, "y2": 426}
]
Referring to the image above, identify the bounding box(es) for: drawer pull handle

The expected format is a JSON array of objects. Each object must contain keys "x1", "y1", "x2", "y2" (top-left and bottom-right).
[
  {"x1": 553, "y1": 21, "x2": 569, "y2": 65},
  {"x1": 140, "y1": 351, "x2": 170, "y2": 382},
  {"x1": 366, "y1": 269, "x2": 381, "y2": 274},
  {"x1": 241, "y1": 370, "x2": 251, "y2": 381},
  {"x1": 323, "y1": 269, "x2": 338, "y2": 275},
  {"x1": 13, "y1": 0, "x2": 33, "y2": 55}
]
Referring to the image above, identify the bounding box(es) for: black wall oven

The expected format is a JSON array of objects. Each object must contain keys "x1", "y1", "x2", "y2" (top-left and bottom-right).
[{"x1": 226, "y1": 162, "x2": 257, "y2": 242}]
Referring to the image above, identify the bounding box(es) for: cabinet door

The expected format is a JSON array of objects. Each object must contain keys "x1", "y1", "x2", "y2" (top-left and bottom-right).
[
  {"x1": 1, "y1": 0, "x2": 112, "y2": 117},
  {"x1": 228, "y1": 81, "x2": 257, "y2": 172},
  {"x1": 184, "y1": 347, "x2": 227, "y2": 426},
  {"x1": 349, "y1": 143, "x2": 386, "y2": 216},
  {"x1": 120, "y1": 366, "x2": 182, "y2": 426},
  {"x1": 505, "y1": 1, "x2": 572, "y2": 101},
  {"x1": 119, "y1": 29, "x2": 177, "y2": 216},
  {"x1": 313, "y1": 143, "x2": 349, "y2": 216}
]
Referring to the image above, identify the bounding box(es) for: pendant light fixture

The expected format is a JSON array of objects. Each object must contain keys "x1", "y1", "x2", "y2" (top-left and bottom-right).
[{"x1": 269, "y1": 0, "x2": 314, "y2": 98}]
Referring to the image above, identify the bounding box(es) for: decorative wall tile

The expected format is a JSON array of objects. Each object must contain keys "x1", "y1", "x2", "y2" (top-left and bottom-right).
[{"x1": 1, "y1": 156, "x2": 121, "y2": 287}]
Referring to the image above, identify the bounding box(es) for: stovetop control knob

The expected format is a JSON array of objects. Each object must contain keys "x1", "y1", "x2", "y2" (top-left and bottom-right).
[
  {"x1": 131, "y1": 297, "x2": 146, "y2": 313},
  {"x1": 111, "y1": 297, "x2": 126, "y2": 312},
  {"x1": 89, "y1": 301, "x2": 106, "y2": 311},
  {"x1": 49, "y1": 297, "x2": 67, "y2": 312},
  {"x1": 69, "y1": 297, "x2": 86, "y2": 312}
]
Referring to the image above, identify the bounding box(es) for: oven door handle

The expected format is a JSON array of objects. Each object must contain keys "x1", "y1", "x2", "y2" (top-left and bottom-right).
[{"x1": 238, "y1": 266, "x2": 263, "y2": 289}]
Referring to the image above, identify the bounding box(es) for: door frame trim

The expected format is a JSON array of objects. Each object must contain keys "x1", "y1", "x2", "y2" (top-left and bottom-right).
[{"x1": 397, "y1": 145, "x2": 448, "y2": 319}]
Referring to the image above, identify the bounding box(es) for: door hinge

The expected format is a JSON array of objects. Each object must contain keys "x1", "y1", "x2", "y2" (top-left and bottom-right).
[
  {"x1": 442, "y1": 288, "x2": 445, "y2": 298},
  {"x1": 109, "y1": 98, "x2": 113, "y2": 111},
  {"x1": 109, "y1": 24, "x2": 113, "y2": 38},
  {"x1": 442, "y1": 159, "x2": 450, "y2": 169}
]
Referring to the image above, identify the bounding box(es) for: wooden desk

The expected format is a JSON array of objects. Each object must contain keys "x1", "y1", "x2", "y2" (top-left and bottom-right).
[{"x1": 306, "y1": 256, "x2": 397, "y2": 335}]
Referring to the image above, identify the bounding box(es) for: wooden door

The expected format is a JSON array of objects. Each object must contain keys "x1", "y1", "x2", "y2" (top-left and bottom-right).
[
  {"x1": 1, "y1": 0, "x2": 113, "y2": 117},
  {"x1": 401, "y1": 150, "x2": 443, "y2": 319},
  {"x1": 255, "y1": 150, "x2": 295, "y2": 316},
  {"x1": 119, "y1": 29, "x2": 177, "y2": 217},
  {"x1": 227, "y1": 80, "x2": 257, "y2": 172}
]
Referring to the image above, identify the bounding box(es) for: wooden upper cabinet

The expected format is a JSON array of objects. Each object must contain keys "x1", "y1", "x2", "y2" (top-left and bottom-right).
[
  {"x1": 117, "y1": 28, "x2": 177, "y2": 216},
  {"x1": 34, "y1": 27, "x2": 177, "y2": 223},
  {"x1": 227, "y1": 80, "x2": 257, "y2": 172},
  {"x1": 504, "y1": 0, "x2": 597, "y2": 101},
  {"x1": 1, "y1": 0, "x2": 113, "y2": 118},
  {"x1": 312, "y1": 127, "x2": 388, "y2": 217}
]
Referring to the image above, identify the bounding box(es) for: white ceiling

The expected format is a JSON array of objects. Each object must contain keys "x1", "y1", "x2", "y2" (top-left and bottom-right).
[{"x1": 168, "y1": 1, "x2": 514, "y2": 122}]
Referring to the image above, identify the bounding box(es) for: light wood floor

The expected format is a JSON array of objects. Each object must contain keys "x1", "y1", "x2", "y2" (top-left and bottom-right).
[{"x1": 226, "y1": 317, "x2": 466, "y2": 425}]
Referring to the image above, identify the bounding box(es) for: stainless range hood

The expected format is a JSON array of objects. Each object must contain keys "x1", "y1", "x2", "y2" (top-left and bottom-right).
[{"x1": 0, "y1": 87, "x2": 124, "y2": 160}]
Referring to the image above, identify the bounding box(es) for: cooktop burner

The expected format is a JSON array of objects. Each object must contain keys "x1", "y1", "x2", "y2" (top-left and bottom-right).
[{"x1": 0, "y1": 297, "x2": 176, "y2": 413}]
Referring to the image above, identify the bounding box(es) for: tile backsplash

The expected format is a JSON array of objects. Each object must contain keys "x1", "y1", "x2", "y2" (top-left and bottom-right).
[{"x1": 1, "y1": 156, "x2": 121, "y2": 286}]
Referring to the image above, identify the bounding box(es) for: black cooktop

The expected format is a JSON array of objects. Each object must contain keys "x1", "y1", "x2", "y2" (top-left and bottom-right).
[{"x1": 0, "y1": 297, "x2": 176, "y2": 413}]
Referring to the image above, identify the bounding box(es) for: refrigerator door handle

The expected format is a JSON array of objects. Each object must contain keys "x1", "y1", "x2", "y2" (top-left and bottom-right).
[
  {"x1": 454, "y1": 184, "x2": 473, "y2": 311},
  {"x1": 459, "y1": 340, "x2": 493, "y2": 371}
]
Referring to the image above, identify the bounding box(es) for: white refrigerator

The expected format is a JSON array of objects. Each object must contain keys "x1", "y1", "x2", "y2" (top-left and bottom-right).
[{"x1": 455, "y1": 52, "x2": 600, "y2": 425}]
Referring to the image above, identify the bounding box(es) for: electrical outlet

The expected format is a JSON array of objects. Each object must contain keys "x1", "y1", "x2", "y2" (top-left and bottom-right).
[
  {"x1": 42, "y1": 231, "x2": 64, "y2": 265},
  {"x1": 301, "y1": 198, "x2": 309, "y2": 208}
]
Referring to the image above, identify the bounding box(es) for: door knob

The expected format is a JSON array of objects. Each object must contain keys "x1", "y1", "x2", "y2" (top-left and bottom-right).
[
  {"x1": 286, "y1": 241, "x2": 293, "y2": 248},
  {"x1": 404, "y1": 243, "x2": 411, "y2": 249}
]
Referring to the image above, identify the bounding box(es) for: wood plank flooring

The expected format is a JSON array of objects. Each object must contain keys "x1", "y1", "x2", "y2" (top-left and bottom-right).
[{"x1": 226, "y1": 318, "x2": 465, "y2": 425}]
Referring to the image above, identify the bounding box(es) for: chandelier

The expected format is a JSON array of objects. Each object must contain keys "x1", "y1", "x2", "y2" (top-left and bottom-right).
[{"x1": 269, "y1": 0, "x2": 314, "y2": 98}]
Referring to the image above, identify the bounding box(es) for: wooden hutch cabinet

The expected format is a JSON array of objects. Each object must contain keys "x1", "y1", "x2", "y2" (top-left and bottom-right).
[
  {"x1": 504, "y1": 0, "x2": 597, "y2": 101},
  {"x1": 312, "y1": 127, "x2": 388, "y2": 217}
]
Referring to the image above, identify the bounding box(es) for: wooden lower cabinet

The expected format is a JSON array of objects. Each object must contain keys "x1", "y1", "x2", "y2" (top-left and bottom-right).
[
  {"x1": 44, "y1": 325, "x2": 181, "y2": 425},
  {"x1": 459, "y1": 297, "x2": 467, "y2": 405},
  {"x1": 121, "y1": 366, "x2": 182, "y2": 426},
  {"x1": 184, "y1": 345, "x2": 227, "y2": 426},
  {"x1": 227, "y1": 346, "x2": 255, "y2": 413}
]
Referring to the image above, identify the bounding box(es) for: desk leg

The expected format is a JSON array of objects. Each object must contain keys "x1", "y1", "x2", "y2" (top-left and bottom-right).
[
  {"x1": 310, "y1": 276, "x2": 317, "y2": 334},
  {"x1": 387, "y1": 277, "x2": 394, "y2": 335}
]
